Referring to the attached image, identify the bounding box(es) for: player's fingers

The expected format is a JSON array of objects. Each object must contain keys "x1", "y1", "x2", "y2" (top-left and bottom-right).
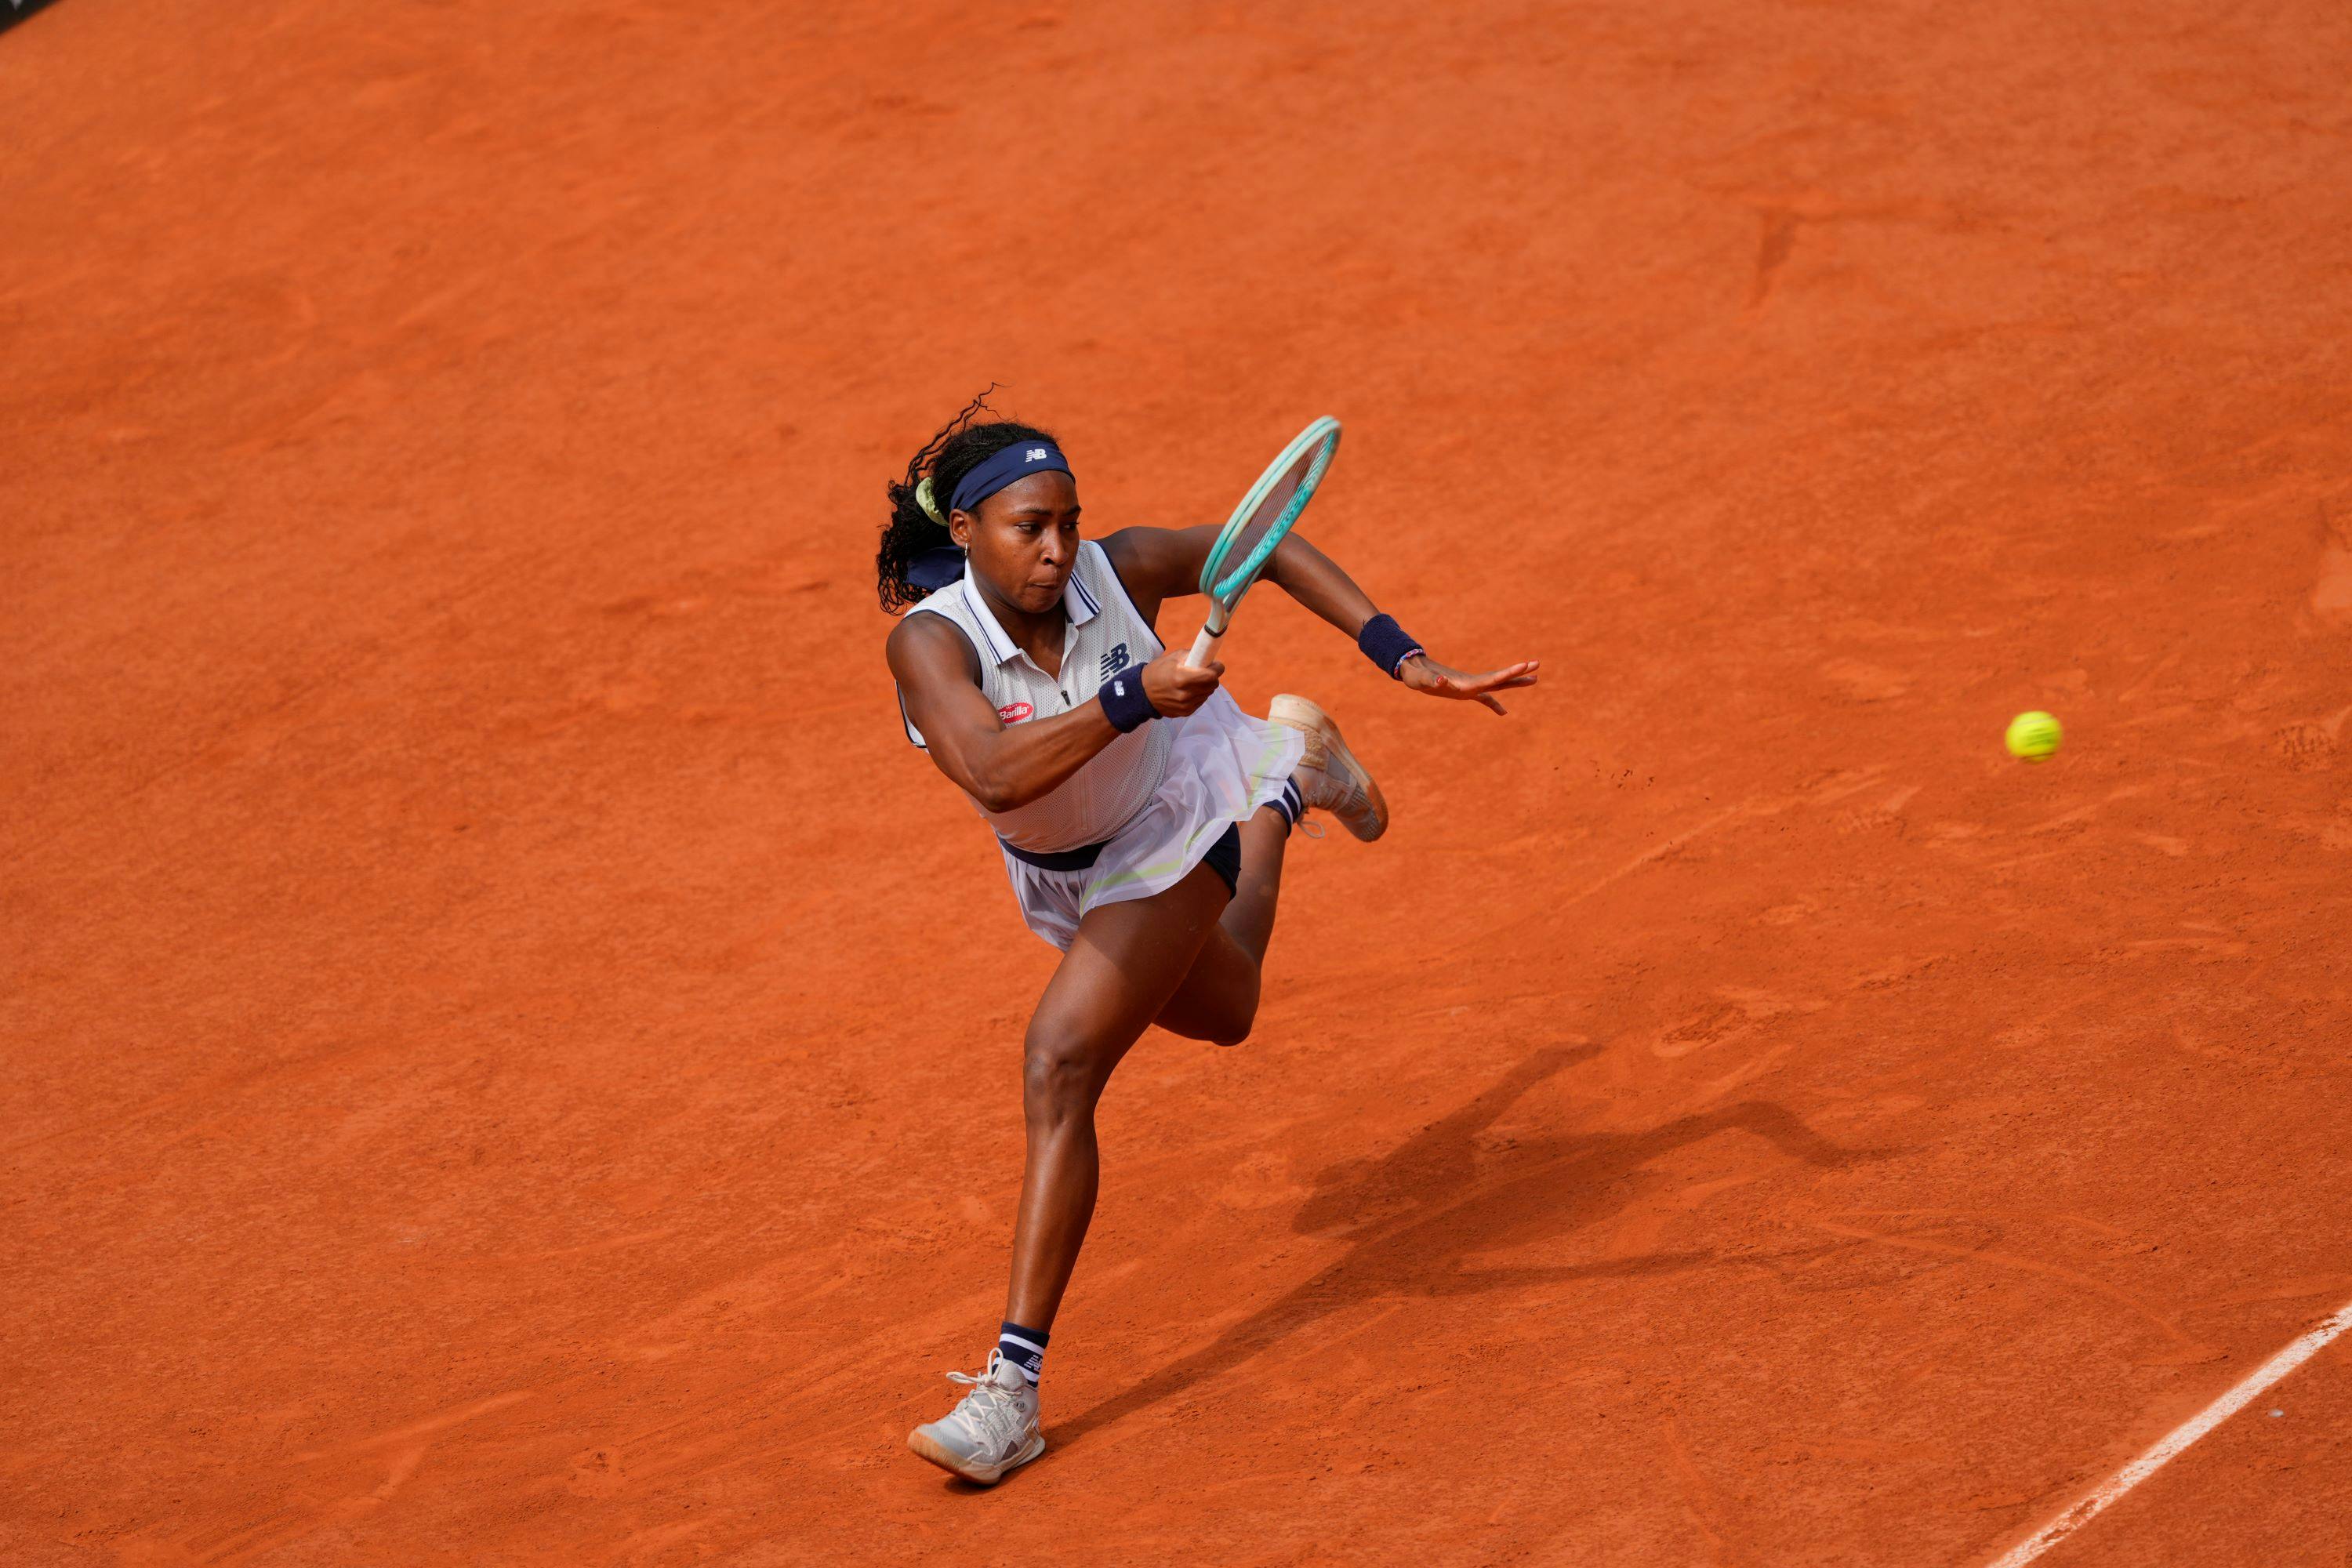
[{"x1": 1481, "y1": 694, "x2": 1508, "y2": 715}]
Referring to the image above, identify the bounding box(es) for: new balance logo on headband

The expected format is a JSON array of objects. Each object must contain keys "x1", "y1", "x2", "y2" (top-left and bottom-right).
[{"x1": 1026, "y1": 448, "x2": 1049, "y2": 462}]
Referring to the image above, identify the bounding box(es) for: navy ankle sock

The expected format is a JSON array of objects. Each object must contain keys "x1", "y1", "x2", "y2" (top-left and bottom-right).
[
  {"x1": 997, "y1": 1321, "x2": 1049, "y2": 1385},
  {"x1": 1269, "y1": 778, "x2": 1303, "y2": 834}
]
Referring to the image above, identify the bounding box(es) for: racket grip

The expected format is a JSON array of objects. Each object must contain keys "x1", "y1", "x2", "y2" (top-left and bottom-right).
[{"x1": 1185, "y1": 626, "x2": 1223, "y2": 670}]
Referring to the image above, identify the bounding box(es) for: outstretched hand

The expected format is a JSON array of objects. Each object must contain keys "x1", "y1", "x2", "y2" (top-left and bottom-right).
[{"x1": 1399, "y1": 654, "x2": 1540, "y2": 716}]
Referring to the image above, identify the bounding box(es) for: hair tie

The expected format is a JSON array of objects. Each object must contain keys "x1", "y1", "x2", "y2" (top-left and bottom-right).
[{"x1": 914, "y1": 477, "x2": 947, "y2": 528}]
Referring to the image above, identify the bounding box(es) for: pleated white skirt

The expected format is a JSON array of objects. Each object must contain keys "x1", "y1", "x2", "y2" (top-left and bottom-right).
[{"x1": 997, "y1": 689, "x2": 1304, "y2": 950}]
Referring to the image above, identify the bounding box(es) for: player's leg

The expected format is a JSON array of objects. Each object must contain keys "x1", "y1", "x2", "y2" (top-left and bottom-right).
[
  {"x1": 909, "y1": 861, "x2": 1231, "y2": 1485},
  {"x1": 1152, "y1": 804, "x2": 1290, "y2": 1046},
  {"x1": 1004, "y1": 858, "x2": 1232, "y2": 1329},
  {"x1": 1155, "y1": 694, "x2": 1388, "y2": 1047}
]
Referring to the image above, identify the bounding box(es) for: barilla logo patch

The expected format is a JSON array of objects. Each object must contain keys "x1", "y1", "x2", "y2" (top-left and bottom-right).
[{"x1": 997, "y1": 702, "x2": 1034, "y2": 723}]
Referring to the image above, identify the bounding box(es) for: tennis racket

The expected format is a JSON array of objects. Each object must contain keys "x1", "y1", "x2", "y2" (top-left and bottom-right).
[{"x1": 1184, "y1": 416, "x2": 1343, "y2": 669}]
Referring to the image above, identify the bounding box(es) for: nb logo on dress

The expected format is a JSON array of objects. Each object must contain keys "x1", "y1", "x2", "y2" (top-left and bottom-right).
[{"x1": 1099, "y1": 644, "x2": 1130, "y2": 681}]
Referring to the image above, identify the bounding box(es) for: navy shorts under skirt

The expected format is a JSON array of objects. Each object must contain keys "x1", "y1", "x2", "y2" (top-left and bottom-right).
[{"x1": 1200, "y1": 820, "x2": 1243, "y2": 898}]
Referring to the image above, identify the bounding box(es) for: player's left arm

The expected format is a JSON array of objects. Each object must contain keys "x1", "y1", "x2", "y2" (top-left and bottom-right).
[
  {"x1": 1266, "y1": 533, "x2": 1538, "y2": 714},
  {"x1": 1100, "y1": 524, "x2": 1219, "y2": 624},
  {"x1": 1103, "y1": 524, "x2": 1537, "y2": 714}
]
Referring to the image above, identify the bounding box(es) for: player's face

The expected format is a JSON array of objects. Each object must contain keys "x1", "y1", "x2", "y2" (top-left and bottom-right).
[{"x1": 958, "y1": 471, "x2": 1081, "y2": 616}]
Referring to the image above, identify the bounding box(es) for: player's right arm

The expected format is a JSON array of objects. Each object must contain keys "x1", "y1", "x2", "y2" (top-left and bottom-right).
[{"x1": 887, "y1": 615, "x2": 1222, "y2": 813}]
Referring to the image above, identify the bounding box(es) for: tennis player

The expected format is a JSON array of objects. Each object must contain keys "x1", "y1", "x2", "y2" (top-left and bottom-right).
[{"x1": 880, "y1": 400, "x2": 1537, "y2": 1483}]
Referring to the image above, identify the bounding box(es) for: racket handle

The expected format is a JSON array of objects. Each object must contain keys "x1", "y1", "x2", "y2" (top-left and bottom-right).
[{"x1": 1185, "y1": 626, "x2": 1223, "y2": 670}]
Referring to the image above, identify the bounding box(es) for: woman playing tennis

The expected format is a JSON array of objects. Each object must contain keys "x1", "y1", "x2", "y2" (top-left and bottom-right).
[{"x1": 881, "y1": 399, "x2": 1537, "y2": 1483}]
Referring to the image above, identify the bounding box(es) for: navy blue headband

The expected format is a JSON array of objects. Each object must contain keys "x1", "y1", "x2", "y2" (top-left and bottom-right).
[{"x1": 949, "y1": 442, "x2": 1073, "y2": 517}]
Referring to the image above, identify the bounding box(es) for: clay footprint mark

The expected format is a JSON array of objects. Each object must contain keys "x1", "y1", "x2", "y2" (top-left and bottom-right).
[
  {"x1": 2271, "y1": 705, "x2": 2349, "y2": 771},
  {"x1": 1819, "y1": 657, "x2": 1911, "y2": 702},
  {"x1": 1728, "y1": 192, "x2": 1952, "y2": 308},
  {"x1": 1751, "y1": 207, "x2": 1801, "y2": 306},
  {"x1": 1653, "y1": 988, "x2": 1824, "y2": 1059},
  {"x1": 1656, "y1": 1003, "x2": 1749, "y2": 1059},
  {"x1": 1835, "y1": 784, "x2": 1922, "y2": 837},
  {"x1": 569, "y1": 1445, "x2": 630, "y2": 1497}
]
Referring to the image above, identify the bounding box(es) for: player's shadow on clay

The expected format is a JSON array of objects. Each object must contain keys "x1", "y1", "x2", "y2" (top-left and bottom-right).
[{"x1": 1054, "y1": 1043, "x2": 1857, "y2": 1452}]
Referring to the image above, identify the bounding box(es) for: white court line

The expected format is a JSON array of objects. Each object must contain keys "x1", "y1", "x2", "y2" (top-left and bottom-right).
[{"x1": 1982, "y1": 1298, "x2": 2352, "y2": 1567}]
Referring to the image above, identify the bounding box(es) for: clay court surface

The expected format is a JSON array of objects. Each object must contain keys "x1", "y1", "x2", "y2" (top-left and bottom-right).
[{"x1": 8, "y1": 0, "x2": 2352, "y2": 1562}]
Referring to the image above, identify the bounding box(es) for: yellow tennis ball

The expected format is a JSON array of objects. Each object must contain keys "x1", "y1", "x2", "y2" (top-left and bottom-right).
[{"x1": 2005, "y1": 710, "x2": 2063, "y2": 760}]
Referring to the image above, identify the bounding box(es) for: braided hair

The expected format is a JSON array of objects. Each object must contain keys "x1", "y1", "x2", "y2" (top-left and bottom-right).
[{"x1": 877, "y1": 390, "x2": 1063, "y2": 613}]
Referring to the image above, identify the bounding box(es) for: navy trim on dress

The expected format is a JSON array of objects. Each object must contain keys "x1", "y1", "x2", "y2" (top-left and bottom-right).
[
  {"x1": 1003, "y1": 820, "x2": 1242, "y2": 894},
  {"x1": 895, "y1": 683, "x2": 926, "y2": 750},
  {"x1": 957, "y1": 577, "x2": 1020, "y2": 663},
  {"x1": 1001, "y1": 837, "x2": 1110, "y2": 872},
  {"x1": 897, "y1": 606, "x2": 989, "y2": 750}
]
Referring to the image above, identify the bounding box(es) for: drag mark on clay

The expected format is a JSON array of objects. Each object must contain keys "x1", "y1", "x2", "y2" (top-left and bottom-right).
[
  {"x1": 159, "y1": 1443, "x2": 431, "y2": 1565},
  {"x1": 2185, "y1": 1273, "x2": 2352, "y2": 1312},
  {"x1": 293, "y1": 1388, "x2": 533, "y2": 1461},
  {"x1": 1450, "y1": 771, "x2": 1888, "y2": 959},
  {"x1": 2310, "y1": 501, "x2": 2352, "y2": 620},
  {"x1": 1661, "y1": 1408, "x2": 1735, "y2": 1565},
  {"x1": 1838, "y1": 1207, "x2": 2135, "y2": 1243},
  {"x1": 1807, "y1": 1221, "x2": 2216, "y2": 1362},
  {"x1": 1569, "y1": 799, "x2": 1769, "y2": 906},
  {"x1": 2116, "y1": 648, "x2": 2183, "y2": 705},
  {"x1": 1570, "y1": 774, "x2": 1881, "y2": 908},
  {"x1": 1978, "y1": 1298, "x2": 2352, "y2": 1567}
]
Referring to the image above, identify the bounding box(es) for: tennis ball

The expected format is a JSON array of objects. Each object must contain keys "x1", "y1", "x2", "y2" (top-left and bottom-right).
[{"x1": 2005, "y1": 710, "x2": 2063, "y2": 761}]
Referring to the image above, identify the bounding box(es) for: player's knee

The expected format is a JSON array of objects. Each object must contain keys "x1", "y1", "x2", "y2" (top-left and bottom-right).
[
  {"x1": 1207, "y1": 985, "x2": 1261, "y2": 1048},
  {"x1": 1022, "y1": 1025, "x2": 1102, "y2": 1121}
]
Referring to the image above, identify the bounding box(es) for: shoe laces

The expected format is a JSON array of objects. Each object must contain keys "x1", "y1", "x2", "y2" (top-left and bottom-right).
[{"x1": 943, "y1": 1351, "x2": 1025, "y2": 1448}]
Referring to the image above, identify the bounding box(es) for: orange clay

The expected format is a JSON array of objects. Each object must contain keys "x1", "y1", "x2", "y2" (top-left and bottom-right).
[{"x1": 5, "y1": 1, "x2": 2350, "y2": 1563}]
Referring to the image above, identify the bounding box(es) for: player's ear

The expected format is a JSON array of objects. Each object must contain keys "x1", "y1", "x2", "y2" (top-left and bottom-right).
[{"x1": 949, "y1": 511, "x2": 975, "y2": 552}]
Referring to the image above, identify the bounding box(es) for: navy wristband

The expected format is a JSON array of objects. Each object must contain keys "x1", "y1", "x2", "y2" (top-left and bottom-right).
[
  {"x1": 1357, "y1": 613, "x2": 1425, "y2": 679},
  {"x1": 1098, "y1": 670, "x2": 1160, "y2": 732}
]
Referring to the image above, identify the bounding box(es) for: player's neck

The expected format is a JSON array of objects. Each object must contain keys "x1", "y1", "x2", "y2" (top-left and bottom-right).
[{"x1": 971, "y1": 577, "x2": 1069, "y2": 673}]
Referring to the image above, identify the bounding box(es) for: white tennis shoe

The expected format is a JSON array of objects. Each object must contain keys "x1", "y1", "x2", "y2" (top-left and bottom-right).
[
  {"x1": 907, "y1": 1350, "x2": 1044, "y2": 1485},
  {"x1": 1269, "y1": 694, "x2": 1389, "y2": 841}
]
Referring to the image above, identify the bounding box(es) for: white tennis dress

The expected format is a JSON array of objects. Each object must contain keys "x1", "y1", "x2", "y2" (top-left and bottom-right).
[{"x1": 900, "y1": 540, "x2": 1303, "y2": 949}]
